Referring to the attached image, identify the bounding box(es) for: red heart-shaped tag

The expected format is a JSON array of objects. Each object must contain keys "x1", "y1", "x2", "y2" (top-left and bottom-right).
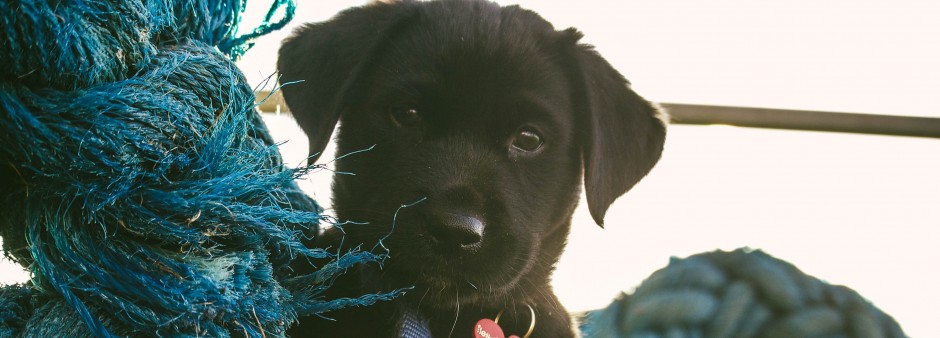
[{"x1": 474, "y1": 318, "x2": 505, "y2": 338}]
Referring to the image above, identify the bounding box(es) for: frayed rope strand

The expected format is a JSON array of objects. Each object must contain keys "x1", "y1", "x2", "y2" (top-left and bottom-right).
[{"x1": 374, "y1": 197, "x2": 429, "y2": 254}]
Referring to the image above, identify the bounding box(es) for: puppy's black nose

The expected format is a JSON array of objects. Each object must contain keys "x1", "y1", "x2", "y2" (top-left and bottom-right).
[{"x1": 430, "y1": 213, "x2": 484, "y2": 248}]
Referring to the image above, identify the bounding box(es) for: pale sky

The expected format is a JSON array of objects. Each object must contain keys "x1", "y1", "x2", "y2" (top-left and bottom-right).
[{"x1": 235, "y1": 0, "x2": 940, "y2": 117}]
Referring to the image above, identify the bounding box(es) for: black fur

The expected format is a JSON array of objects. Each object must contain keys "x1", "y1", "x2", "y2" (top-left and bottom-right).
[{"x1": 278, "y1": 1, "x2": 666, "y2": 336}]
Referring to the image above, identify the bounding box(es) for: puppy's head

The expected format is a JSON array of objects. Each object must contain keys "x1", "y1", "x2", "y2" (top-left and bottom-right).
[{"x1": 279, "y1": 0, "x2": 666, "y2": 307}]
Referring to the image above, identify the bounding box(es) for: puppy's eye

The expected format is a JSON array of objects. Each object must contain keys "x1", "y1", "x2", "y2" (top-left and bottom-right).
[
  {"x1": 390, "y1": 106, "x2": 421, "y2": 127},
  {"x1": 511, "y1": 129, "x2": 543, "y2": 152}
]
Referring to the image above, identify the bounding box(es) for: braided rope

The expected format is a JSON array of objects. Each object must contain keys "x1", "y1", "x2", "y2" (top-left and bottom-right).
[{"x1": 582, "y1": 249, "x2": 906, "y2": 338}]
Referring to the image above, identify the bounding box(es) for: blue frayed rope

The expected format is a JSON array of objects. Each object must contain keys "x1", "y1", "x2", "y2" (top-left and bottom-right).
[
  {"x1": 0, "y1": 0, "x2": 396, "y2": 337},
  {"x1": 0, "y1": 0, "x2": 289, "y2": 91}
]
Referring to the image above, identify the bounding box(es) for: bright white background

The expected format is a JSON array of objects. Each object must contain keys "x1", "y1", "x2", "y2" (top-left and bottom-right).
[{"x1": 3, "y1": 1, "x2": 938, "y2": 336}]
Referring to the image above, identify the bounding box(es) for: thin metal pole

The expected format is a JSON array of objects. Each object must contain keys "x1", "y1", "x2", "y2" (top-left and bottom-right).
[
  {"x1": 662, "y1": 103, "x2": 940, "y2": 139},
  {"x1": 256, "y1": 90, "x2": 940, "y2": 139}
]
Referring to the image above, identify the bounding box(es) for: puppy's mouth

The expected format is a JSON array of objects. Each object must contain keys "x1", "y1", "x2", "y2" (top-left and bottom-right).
[
  {"x1": 360, "y1": 215, "x2": 536, "y2": 306},
  {"x1": 390, "y1": 242, "x2": 535, "y2": 308}
]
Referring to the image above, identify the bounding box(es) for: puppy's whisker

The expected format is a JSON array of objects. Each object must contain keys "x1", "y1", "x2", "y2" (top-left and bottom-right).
[
  {"x1": 418, "y1": 287, "x2": 431, "y2": 313},
  {"x1": 448, "y1": 286, "x2": 460, "y2": 338}
]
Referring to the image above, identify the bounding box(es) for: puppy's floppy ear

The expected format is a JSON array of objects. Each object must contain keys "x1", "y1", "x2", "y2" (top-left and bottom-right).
[
  {"x1": 277, "y1": 3, "x2": 414, "y2": 163},
  {"x1": 562, "y1": 29, "x2": 667, "y2": 227}
]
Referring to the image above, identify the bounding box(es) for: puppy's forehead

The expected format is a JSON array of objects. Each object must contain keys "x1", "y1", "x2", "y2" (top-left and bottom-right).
[
  {"x1": 368, "y1": 1, "x2": 572, "y2": 120},
  {"x1": 410, "y1": 2, "x2": 558, "y2": 57}
]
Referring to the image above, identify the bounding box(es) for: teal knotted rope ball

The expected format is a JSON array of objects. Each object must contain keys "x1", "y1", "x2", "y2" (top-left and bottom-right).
[{"x1": 581, "y1": 249, "x2": 906, "y2": 338}]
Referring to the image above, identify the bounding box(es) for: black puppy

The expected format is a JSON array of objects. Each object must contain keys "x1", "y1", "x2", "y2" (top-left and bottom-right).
[{"x1": 278, "y1": 0, "x2": 666, "y2": 336}]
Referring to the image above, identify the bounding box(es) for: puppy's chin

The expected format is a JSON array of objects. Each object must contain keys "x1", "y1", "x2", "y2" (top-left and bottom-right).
[
  {"x1": 395, "y1": 265, "x2": 532, "y2": 310},
  {"x1": 369, "y1": 228, "x2": 538, "y2": 308}
]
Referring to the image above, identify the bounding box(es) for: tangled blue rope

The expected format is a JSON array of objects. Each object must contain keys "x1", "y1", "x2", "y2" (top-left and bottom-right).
[
  {"x1": 0, "y1": 0, "x2": 291, "y2": 91},
  {"x1": 0, "y1": 1, "x2": 399, "y2": 337},
  {"x1": 581, "y1": 248, "x2": 907, "y2": 338}
]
